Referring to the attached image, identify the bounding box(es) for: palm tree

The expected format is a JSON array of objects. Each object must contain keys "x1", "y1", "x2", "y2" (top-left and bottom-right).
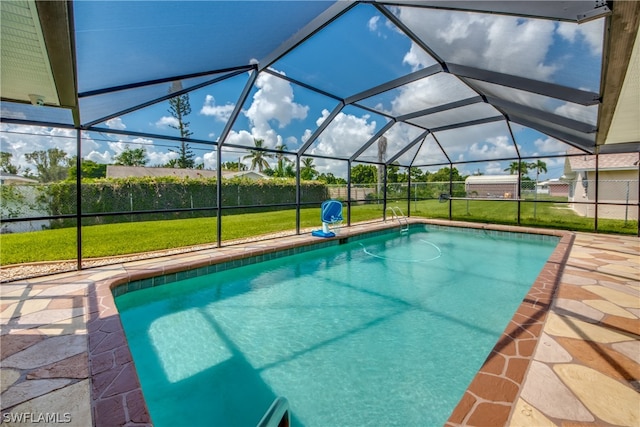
[
  {"x1": 274, "y1": 143, "x2": 292, "y2": 175},
  {"x1": 243, "y1": 139, "x2": 273, "y2": 172},
  {"x1": 377, "y1": 136, "x2": 387, "y2": 196},
  {"x1": 301, "y1": 157, "x2": 318, "y2": 180},
  {"x1": 529, "y1": 160, "x2": 548, "y2": 181},
  {"x1": 529, "y1": 160, "x2": 547, "y2": 219},
  {"x1": 504, "y1": 161, "x2": 529, "y2": 176}
]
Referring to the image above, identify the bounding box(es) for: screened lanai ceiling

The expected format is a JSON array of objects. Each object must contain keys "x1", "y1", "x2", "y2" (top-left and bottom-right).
[{"x1": 1, "y1": 0, "x2": 639, "y2": 173}]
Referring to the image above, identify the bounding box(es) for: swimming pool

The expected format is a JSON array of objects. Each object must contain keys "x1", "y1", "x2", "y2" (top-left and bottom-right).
[{"x1": 116, "y1": 225, "x2": 558, "y2": 426}]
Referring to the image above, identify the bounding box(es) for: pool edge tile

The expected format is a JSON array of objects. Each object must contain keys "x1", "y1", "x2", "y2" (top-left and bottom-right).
[{"x1": 444, "y1": 231, "x2": 574, "y2": 426}]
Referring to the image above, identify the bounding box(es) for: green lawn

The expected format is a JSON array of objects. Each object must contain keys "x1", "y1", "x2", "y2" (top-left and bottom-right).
[
  {"x1": 1, "y1": 200, "x2": 636, "y2": 266},
  {"x1": 0, "y1": 205, "x2": 384, "y2": 265},
  {"x1": 409, "y1": 198, "x2": 637, "y2": 234}
]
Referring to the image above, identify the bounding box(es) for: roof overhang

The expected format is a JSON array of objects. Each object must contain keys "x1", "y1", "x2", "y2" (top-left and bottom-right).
[
  {"x1": 0, "y1": 1, "x2": 77, "y2": 116},
  {"x1": 597, "y1": 0, "x2": 640, "y2": 147}
]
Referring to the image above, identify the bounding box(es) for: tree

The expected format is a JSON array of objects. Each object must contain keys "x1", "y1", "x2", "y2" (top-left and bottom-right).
[
  {"x1": 243, "y1": 139, "x2": 273, "y2": 172},
  {"x1": 222, "y1": 161, "x2": 246, "y2": 171},
  {"x1": 377, "y1": 136, "x2": 387, "y2": 193},
  {"x1": 268, "y1": 165, "x2": 295, "y2": 178},
  {"x1": 317, "y1": 172, "x2": 346, "y2": 185},
  {"x1": 25, "y1": 148, "x2": 71, "y2": 182},
  {"x1": 114, "y1": 145, "x2": 148, "y2": 167},
  {"x1": 351, "y1": 164, "x2": 377, "y2": 184},
  {"x1": 300, "y1": 157, "x2": 318, "y2": 180},
  {"x1": 273, "y1": 144, "x2": 294, "y2": 177},
  {"x1": 0, "y1": 152, "x2": 20, "y2": 175},
  {"x1": 387, "y1": 163, "x2": 408, "y2": 183},
  {"x1": 167, "y1": 81, "x2": 195, "y2": 169},
  {"x1": 67, "y1": 158, "x2": 107, "y2": 179},
  {"x1": 529, "y1": 159, "x2": 547, "y2": 218},
  {"x1": 528, "y1": 160, "x2": 547, "y2": 182},
  {"x1": 504, "y1": 161, "x2": 530, "y2": 177},
  {"x1": 409, "y1": 167, "x2": 426, "y2": 182},
  {"x1": 427, "y1": 167, "x2": 465, "y2": 182},
  {"x1": 387, "y1": 163, "x2": 397, "y2": 183}
]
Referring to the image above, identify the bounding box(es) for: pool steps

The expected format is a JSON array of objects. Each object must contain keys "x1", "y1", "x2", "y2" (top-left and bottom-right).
[
  {"x1": 386, "y1": 206, "x2": 409, "y2": 232},
  {"x1": 257, "y1": 396, "x2": 290, "y2": 427}
]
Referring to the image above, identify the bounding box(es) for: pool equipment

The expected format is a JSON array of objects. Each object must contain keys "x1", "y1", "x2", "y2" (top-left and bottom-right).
[{"x1": 312, "y1": 200, "x2": 343, "y2": 238}]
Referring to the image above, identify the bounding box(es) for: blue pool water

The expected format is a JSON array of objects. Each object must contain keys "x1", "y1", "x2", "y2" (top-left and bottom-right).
[{"x1": 116, "y1": 227, "x2": 558, "y2": 427}]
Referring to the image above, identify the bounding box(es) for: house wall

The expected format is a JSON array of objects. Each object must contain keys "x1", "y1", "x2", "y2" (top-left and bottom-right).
[
  {"x1": 548, "y1": 183, "x2": 569, "y2": 197},
  {"x1": 569, "y1": 170, "x2": 638, "y2": 220}
]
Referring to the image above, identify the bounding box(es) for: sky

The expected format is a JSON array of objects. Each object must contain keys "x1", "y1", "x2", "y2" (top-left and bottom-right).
[{"x1": 0, "y1": 1, "x2": 606, "y2": 182}]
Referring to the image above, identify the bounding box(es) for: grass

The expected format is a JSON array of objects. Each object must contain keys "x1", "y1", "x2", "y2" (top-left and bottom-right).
[
  {"x1": 0, "y1": 206, "x2": 384, "y2": 265},
  {"x1": 1, "y1": 200, "x2": 636, "y2": 266}
]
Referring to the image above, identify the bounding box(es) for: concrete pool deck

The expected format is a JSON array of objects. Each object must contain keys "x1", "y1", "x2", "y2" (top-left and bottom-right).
[{"x1": 1, "y1": 220, "x2": 638, "y2": 426}]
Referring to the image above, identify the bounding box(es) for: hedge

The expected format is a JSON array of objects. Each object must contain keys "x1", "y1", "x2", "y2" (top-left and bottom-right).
[{"x1": 41, "y1": 176, "x2": 329, "y2": 227}]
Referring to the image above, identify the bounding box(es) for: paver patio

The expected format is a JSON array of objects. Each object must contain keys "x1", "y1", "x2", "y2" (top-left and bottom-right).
[{"x1": 1, "y1": 221, "x2": 638, "y2": 426}]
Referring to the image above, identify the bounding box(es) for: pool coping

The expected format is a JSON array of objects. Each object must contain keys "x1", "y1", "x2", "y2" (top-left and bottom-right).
[{"x1": 85, "y1": 219, "x2": 573, "y2": 426}]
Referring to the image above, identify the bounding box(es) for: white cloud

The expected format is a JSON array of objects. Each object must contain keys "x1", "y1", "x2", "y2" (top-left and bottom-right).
[
  {"x1": 200, "y1": 95, "x2": 235, "y2": 122},
  {"x1": 390, "y1": 73, "x2": 476, "y2": 116},
  {"x1": 368, "y1": 122, "x2": 423, "y2": 162},
  {"x1": 312, "y1": 157, "x2": 349, "y2": 177},
  {"x1": 484, "y1": 161, "x2": 507, "y2": 175},
  {"x1": 368, "y1": 16, "x2": 380, "y2": 32},
  {"x1": 534, "y1": 137, "x2": 568, "y2": 154},
  {"x1": 106, "y1": 141, "x2": 130, "y2": 156},
  {"x1": 105, "y1": 117, "x2": 126, "y2": 130},
  {"x1": 155, "y1": 116, "x2": 179, "y2": 129},
  {"x1": 148, "y1": 150, "x2": 177, "y2": 166},
  {"x1": 220, "y1": 70, "x2": 310, "y2": 152},
  {"x1": 102, "y1": 136, "x2": 190, "y2": 167},
  {"x1": 436, "y1": 13, "x2": 481, "y2": 44},
  {"x1": 402, "y1": 43, "x2": 437, "y2": 71},
  {"x1": 224, "y1": 129, "x2": 257, "y2": 147},
  {"x1": 284, "y1": 135, "x2": 298, "y2": 147},
  {"x1": 433, "y1": 121, "x2": 513, "y2": 162},
  {"x1": 557, "y1": 19, "x2": 604, "y2": 56},
  {"x1": 554, "y1": 103, "x2": 598, "y2": 125},
  {"x1": 202, "y1": 151, "x2": 217, "y2": 170},
  {"x1": 245, "y1": 71, "x2": 308, "y2": 138},
  {"x1": 0, "y1": 124, "x2": 78, "y2": 172},
  {"x1": 85, "y1": 150, "x2": 113, "y2": 164},
  {"x1": 308, "y1": 110, "x2": 377, "y2": 160},
  {"x1": 485, "y1": 16, "x2": 557, "y2": 78},
  {"x1": 106, "y1": 137, "x2": 153, "y2": 156},
  {"x1": 467, "y1": 134, "x2": 517, "y2": 160},
  {"x1": 397, "y1": 8, "x2": 558, "y2": 81}
]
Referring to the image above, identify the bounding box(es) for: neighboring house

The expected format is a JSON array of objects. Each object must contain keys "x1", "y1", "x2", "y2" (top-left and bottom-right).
[
  {"x1": 221, "y1": 170, "x2": 270, "y2": 180},
  {"x1": 0, "y1": 172, "x2": 38, "y2": 185},
  {"x1": 537, "y1": 179, "x2": 570, "y2": 197},
  {"x1": 564, "y1": 151, "x2": 639, "y2": 220},
  {"x1": 0, "y1": 173, "x2": 49, "y2": 233},
  {"x1": 106, "y1": 166, "x2": 269, "y2": 180},
  {"x1": 464, "y1": 175, "x2": 519, "y2": 199}
]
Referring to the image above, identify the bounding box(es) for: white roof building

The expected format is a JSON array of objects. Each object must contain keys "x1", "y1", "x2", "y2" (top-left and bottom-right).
[{"x1": 464, "y1": 175, "x2": 519, "y2": 185}]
